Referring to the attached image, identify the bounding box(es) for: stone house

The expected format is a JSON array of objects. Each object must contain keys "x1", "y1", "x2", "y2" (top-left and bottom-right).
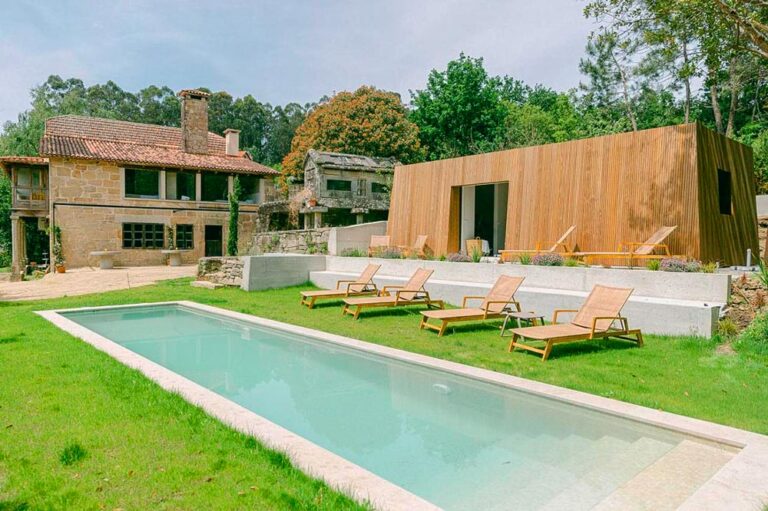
[
  {"x1": 1, "y1": 89, "x2": 278, "y2": 279},
  {"x1": 263, "y1": 149, "x2": 396, "y2": 230}
]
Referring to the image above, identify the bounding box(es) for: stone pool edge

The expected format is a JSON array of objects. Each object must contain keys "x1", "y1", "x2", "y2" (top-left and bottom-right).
[{"x1": 38, "y1": 300, "x2": 768, "y2": 511}]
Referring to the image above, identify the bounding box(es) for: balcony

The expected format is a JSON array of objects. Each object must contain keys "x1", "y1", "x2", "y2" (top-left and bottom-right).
[{"x1": 13, "y1": 186, "x2": 48, "y2": 211}]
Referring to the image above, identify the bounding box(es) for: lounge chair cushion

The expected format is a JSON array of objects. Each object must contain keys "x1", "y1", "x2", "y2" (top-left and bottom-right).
[{"x1": 510, "y1": 323, "x2": 592, "y2": 340}]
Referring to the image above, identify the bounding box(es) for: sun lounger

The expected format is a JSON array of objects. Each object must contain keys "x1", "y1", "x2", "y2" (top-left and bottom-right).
[
  {"x1": 499, "y1": 225, "x2": 576, "y2": 262},
  {"x1": 570, "y1": 226, "x2": 679, "y2": 267},
  {"x1": 400, "y1": 234, "x2": 429, "y2": 258},
  {"x1": 342, "y1": 268, "x2": 443, "y2": 319},
  {"x1": 300, "y1": 264, "x2": 381, "y2": 309},
  {"x1": 507, "y1": 285, "x2": 642, "y2": 361},
  {"x1": 368, "y1": 235, "x2": 391, "y2": 256},
  {"x1": 419, "y1": 275, "x2": 525, "y2": 336}
]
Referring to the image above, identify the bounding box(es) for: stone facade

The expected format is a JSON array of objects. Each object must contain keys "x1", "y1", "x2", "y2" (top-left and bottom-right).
[
  {"x1": 197, "y1": 256, "x2": 244, "y2": 286},
  {"x1": 180, "y1": 90, "x2": 210, "y2": 154},
  {"x1": 250, "y1": 228, "x2": 331, "y2": 255},
  {"x1": 50, "y1": 158, "x2": 261, "y2": 268}
]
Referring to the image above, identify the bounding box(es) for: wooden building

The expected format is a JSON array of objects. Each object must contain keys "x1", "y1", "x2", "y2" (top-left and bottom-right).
[{"x1": 386, "y1": 123, "x2": 759, "y2": 265}]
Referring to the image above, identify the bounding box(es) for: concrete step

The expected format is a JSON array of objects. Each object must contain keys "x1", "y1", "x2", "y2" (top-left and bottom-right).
[{"x1": 591, "y1": 439, "x2": 736, "y2": 511}]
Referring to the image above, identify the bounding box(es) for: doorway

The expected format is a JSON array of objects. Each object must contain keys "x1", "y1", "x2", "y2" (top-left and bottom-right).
[
  {"x1": 459, "y1": 183, "x2": 508, "y2": 255},
  {"x1": 204, "y1": 225, "x2": 223, "y2": 257},
  {"x1": 23, "y1": 217, "x2": 50, "y2": 268}
]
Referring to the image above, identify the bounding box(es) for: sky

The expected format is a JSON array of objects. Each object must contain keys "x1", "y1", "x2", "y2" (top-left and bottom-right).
[{"x1": 0, "y1": 0, "x2": 597, "y2": 124}]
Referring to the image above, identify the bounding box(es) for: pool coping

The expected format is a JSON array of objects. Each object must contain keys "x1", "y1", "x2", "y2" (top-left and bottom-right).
[{"x1": 37, "y1": 300, "x2": 768, "y2": 511}]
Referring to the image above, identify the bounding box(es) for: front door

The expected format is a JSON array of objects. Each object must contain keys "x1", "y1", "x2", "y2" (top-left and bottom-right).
[{"x1": 204, "y1": 225, "x2": 223, "y2": 257}]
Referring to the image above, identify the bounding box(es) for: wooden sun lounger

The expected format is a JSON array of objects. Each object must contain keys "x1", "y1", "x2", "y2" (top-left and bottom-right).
[
  {"x1": 400, "y1": 234, "x2": 429, "y2": 258},
  {"x1": 507, "y1": 285, "x2": 643, "y2": 361},
  {"x1": 419, "y1": 275, "x2": 525, "y2": 336},
  {"x1": 342, "y1": 268, "x2": 443, "y2": 319},
  {"x1": 499, "y1": 225, "x2": 576, "y2": 262},
  {"x1": 368, "y1": 235, "x2": 391, "y2": 256},
  {"x1": 569, "y1": 225, "x2": 680, "y2": 267},
  {"x1": 300, "y1": 264, "x2": 381, "y2": 309}
]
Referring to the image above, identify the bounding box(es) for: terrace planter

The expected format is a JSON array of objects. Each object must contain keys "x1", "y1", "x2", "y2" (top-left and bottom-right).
[{"x1": 55, "y1": 264, "x2": 66, "y2": 274}]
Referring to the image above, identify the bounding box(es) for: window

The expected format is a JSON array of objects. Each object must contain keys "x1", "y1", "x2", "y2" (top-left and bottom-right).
[
  {"x1": 201, "y1": 173, "x2": 229, "y2": 202},
  {"x1": 125, "y1": 168, "x2": 160, "y2": 199},
  {"x1": 717, "y1": 168, "x2": 732, "y2": 215},
  {"x1": 326, "y1": 179, "x2": 352, "y2": 191},
  {"x1": 176, "y1": 224, "x2": 194, "y2": 249},
  {"x1": 166, "y1": 171, "x2": 196, "y2": 201},
  {"x1": 238, "y1": 175, "x2": 261, "y2": 203},
  {"x1": 371, "y1": 182, "x2": 388, "y2": 194},
  {"x1": 122, "y1": 223, "x2": 164, "y2": 249}
]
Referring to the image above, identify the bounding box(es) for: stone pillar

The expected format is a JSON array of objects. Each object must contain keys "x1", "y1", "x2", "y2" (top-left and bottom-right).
[
  {"x1": 10, "y1": 215, "x2": 25, "y2": 281},
  {"x1": 159, "y1": 170, "x2": 167, "y2": 199},
  {"x1": 356, "y1": 213, "x2": 364, "y2": 224},
  {"x1": 313, "y1": 212, "x2": 322, "y2": 228},
  {"x1": 195, "y1": 172, "x2": 202, "y2": 201}
]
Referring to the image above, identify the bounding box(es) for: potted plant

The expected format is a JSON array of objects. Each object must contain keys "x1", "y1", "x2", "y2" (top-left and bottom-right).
[
  {"x1": 52, "y1": 226, "x2": 65, "y2": 273},
  {"x1": 307, "y1": 197, "x2": 318, "y2": 207}
]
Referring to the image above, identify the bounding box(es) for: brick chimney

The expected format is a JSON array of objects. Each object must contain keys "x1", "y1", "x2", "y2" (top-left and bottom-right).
[
  {"x1": 224, "y1": 129, "x2": 240, "y2": 156},
  {"x1": 178, "y1": 89, "x2": 211, "y2": 154}
]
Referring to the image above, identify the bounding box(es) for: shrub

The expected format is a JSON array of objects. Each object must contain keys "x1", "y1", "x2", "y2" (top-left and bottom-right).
[
  {"x1": 757, "y1": 260, "x2": 768, "y2": 289},
  {"x1": 646, "y1": 259, "x2": 661, "y2": 271},
  {"x1": 660, "y1": 258, "x2": 702, "y2": 272},
  {"x1": 564, "y1": 258, "x2": 580, "y2": 267},
  {"x1": 446, "y1": 252, "x2": 471, "y2": 263},
  {"x1": 518, "y1": 253, "x2": 532, "y2": 265},
  {"x1": 532, "y1": 253, "x2": 564, "y2": 266},
  {"x1": 378, "y1": 248, "x2": 404, "y2": 259},
  {"x1": 735, "y1": 312, "x2": 768, "y2": 356},
  {"x1": 438, "y1": 254, "x2": 447, "y2": 261},
  {"x1": 701, "y1": 261, "x2": 718, "y2": 273},
  {"x1": 340, "y1": 248, "x2": 366, "y2": 257},
  {"x1": 470, "y1": 246, "x2": 483, "y2": 263},
  {"x1": 59, "y1": 442, "x2": 87, "y2": 466},
  {"x1": 717, "y1": 317, "x2": 738, "y2": 339}
]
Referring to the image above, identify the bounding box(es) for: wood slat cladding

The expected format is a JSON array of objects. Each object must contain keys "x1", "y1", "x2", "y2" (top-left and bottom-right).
[{"x1": 386, "y1": 123, "x2": 758, "y2": 265}]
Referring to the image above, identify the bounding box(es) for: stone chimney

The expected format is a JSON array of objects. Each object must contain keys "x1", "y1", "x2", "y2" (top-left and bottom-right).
[
  {"x1": 178, "y1": 89, "x2": 211, "y2": 154},
  {"x1": 224, "y1": 129, "x2": 240, "y2": 156}
]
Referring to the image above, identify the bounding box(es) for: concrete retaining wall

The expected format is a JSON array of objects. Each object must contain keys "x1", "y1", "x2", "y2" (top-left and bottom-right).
[
  {"x1": 327, "y1": 221, "x2": 387, "y2": 255},
  {"x1": 197, "y1": 257, "x2": 244, "y2": 286},
  {"x1": 237, "y1": 254, "x2": 730, "y2": 337},
  {"x1": 242, "y1": 254, "x2": 326, "y2": 291},
  {"x1": 757, "y1": 194, "x2": 768, "y2": 218}
]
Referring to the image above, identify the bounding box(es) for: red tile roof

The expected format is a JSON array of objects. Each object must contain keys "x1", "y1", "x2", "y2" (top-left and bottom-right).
[{"x1": 39, "y1": 115, "x2": 278, "y2": 175}]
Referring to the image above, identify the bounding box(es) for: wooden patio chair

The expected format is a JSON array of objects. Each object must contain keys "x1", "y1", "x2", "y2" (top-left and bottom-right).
[
  {"x1": 368, "y1": 235, "x2": 391, "y2": 256},
  {"x1": 507, "y1": 285, "x2": 642, "y2": 361},
  {"x1": 300, "y1": 264, "x2": 381, "y2": 309},
  {"x1": 499, "y1": 225, "x2": 576, "y2": 262},
  {"x1": 419, "y1": 275, "x2": 525, "y2": 336},
  {"x1": 342, "y1": 268, "x2": 444, "y2": 319},
  {"x1": 400, "y1": 235, "x2": 429, "y2": 258},
  {"x1": 570, "y1": 225, "x2": 680, "y2": 267}
]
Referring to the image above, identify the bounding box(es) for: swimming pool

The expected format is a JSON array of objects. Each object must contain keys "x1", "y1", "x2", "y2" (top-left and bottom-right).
[{"x1": 43, "y1": 302, "x2": 762, "y2": 511}]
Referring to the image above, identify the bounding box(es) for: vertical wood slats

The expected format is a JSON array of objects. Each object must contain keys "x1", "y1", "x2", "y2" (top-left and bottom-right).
[{"x1": 386, "y1": 123, "x2": 758, "y2": 265}]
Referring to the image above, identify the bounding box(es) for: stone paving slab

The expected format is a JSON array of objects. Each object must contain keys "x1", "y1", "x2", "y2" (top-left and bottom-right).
[{"x1": 0, "y1": 265, "x2": 196, "y2": 301}]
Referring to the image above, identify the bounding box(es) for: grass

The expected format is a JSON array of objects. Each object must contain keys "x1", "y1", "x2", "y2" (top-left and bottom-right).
[{"x1": 1, "y1": 279, "x2": 768, "y2": 509}]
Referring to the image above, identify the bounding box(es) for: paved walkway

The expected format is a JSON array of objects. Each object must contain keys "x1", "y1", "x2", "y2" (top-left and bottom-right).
[{"x1": 0, "y1": 265, "x2": 197, "y2": 302}]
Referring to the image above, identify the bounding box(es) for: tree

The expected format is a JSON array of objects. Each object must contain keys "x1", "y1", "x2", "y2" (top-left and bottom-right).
[
  {"x1": 263, "y1": 103, "x2": 309, "y2": 166},
  {"x1": 281, "y1": 86, "x2": 423, "y2": 182},
  {"x1": 227, "y1": 176, "x2": 241, "y2": 256},
  {"x1": 409, "y1": 54, "x2": 509, "y2": 159}
]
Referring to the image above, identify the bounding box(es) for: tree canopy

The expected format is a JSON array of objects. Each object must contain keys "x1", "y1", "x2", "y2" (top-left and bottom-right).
[{"x1": 280, "y1": 86, "x2": 423, "y2": 182}]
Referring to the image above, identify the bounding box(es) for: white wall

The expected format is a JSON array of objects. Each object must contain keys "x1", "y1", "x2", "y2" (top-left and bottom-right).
[
  {"x1": 757, "y1": 195, "x2": 768, "y2": 218},
  {"x1": 327, "y1": 221, "x2": 387, "y2": 255}
]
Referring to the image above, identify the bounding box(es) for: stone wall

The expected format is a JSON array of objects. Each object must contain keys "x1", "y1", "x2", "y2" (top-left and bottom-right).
[
  {"x1": 197, "y1": 256, "x2": 244, "y2": 286},
  {"x1": 49, "y1": 158, "x2": 261, "y2": 267},
  {"x1": 250, "y1": 228, "x2": 331, "y2": 255}
]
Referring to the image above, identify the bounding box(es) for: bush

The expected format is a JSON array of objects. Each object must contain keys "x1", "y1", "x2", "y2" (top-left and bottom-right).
[
  {"x1": 646, "y1": 259, "x2": 661, "y2": 271},
  {"x1": 446, "y1": 252, "x2": 471, "y2": 263},
  {"x1": 340, "y1": 248, "x2": 366, "y2": 257},
  {"x1": 518, "y1": 253, "x2": 532, "y2": 265},
  {"x1": 564, "y1": 258, "x2": 580, "y2": 267},
  {"x1": 378, "y1": 248, "x2": 404, "y2": 259},
  {"x1": 532, "y1": 253, "x2": 564, "y2": 266},
  {"x1": 660, "y1": 258, "x2": 702, "y2": 272},
  {"x1": 701, "y1": 261, "x2": 718, "y2": 273},
  {"x1": 735, "y1": 312, "x2": 768, "y2": 356},
  {"x1": 469, "y1": 246, "x2": 483, "y2": 263}
]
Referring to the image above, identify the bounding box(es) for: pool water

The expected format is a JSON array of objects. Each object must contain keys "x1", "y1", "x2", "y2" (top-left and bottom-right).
[{"x1": 63, "y1": 304, "x2": 689, "y2": 510}]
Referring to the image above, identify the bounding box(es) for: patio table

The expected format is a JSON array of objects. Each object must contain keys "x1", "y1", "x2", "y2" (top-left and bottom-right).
[{"x1": 89, "y1": 250, "x2": 120, "y2": 270}]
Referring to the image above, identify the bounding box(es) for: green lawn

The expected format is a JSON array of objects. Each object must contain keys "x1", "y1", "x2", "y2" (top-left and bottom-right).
[{"x1": 1, "y1": 279, "x2": 767, "y2": 510}]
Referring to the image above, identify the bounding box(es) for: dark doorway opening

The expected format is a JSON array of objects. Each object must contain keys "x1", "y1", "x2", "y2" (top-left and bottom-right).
[
  {"x1": 474, "y1": 184, "x2": 495, "y2": 249},
  {"x1": 23, "y1": 217, "x2": 50, "y2": 267},
  {"x1": 204, "y1": 225, "x2": 223, "y2": 257}
]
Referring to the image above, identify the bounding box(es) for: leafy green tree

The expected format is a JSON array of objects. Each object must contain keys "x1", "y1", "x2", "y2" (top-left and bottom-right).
[
  {"x1": 409, "y1": 54, "x2": 509, "y2": 159},
  {"x1": 281, "y1": 86, "x2": 423, "y2": 182},
  {"x1": 263, "y1": 103, "x2": 309, "y2": 166}
]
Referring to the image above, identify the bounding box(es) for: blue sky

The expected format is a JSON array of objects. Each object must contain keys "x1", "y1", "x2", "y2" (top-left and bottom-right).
[{"x1": 0, "y1": 0, "x2": 596, "y2": 124}]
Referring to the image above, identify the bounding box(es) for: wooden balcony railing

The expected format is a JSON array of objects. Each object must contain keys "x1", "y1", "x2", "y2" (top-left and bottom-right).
[{"x1": 13, "y1": 186, "x2": 48, "y2": 210}]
